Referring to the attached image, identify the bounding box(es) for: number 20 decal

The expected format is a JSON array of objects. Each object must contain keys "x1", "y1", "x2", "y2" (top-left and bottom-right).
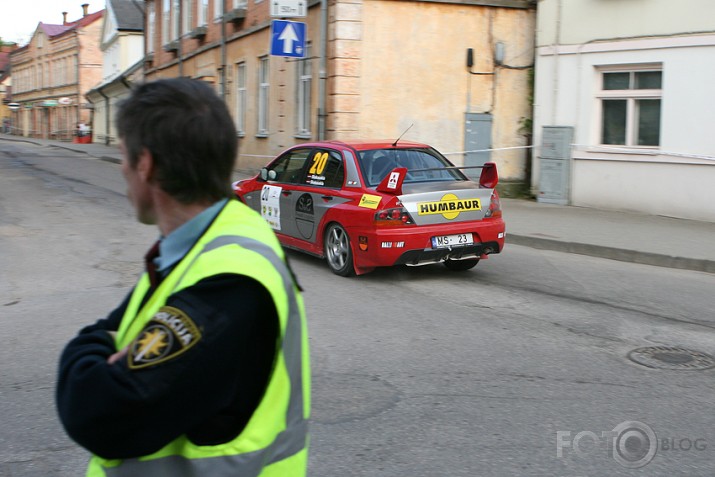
[{"x1": 309, "y1": 152, "x2": 329, "y2": 175}]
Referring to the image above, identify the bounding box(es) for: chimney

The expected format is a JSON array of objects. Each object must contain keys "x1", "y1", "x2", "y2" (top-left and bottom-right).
[
  {"x1": 62, "y1": 12, "x2": 68, "y2": 24},
  {"x1": 82, "y1": 4, "x2": 89, "y2": 17}
]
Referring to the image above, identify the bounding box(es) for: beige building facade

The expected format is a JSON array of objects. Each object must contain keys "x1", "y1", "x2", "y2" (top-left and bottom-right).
[
  {"x1": 144, "y1": 0, "x2": 535, "y2": 183},
  {"x1": 9, "y1": 5, "x2": 104, "y2": 141}
]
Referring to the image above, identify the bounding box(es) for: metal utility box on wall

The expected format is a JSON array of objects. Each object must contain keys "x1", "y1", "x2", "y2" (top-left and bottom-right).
[
  {"x1": 464, "y1": 113, "x2": 492, "y2": 180},
  {"x1": 538, "y1": 126, "x2": 573, "y2": 205}
]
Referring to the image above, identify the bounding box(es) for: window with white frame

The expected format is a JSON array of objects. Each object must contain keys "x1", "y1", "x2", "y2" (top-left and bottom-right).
[
  {"x1": 162, "y1": 0, "x2": 170, "y2": 44},
  {"x1": 233, "y1": 0, "x2": 247, "y2": 8},
  {"x1": 214, "y1": 0, "x2": 223, "y2": 19},
  {"x1": 258, "y1": 56, "x2": 270, "y2": 136},
  {"x1": 147, "y1": 2, "x2": 155, "y2": 53},
  {"x1": 172, "y1": 0, "x2": 180, "y2": 39},
  {"x1": 597, "y1": 66, "x2": 662, "y2": 147},
  {"x1": 198, "y1": 0, "x2": 208, "y2": 25},
  {"x1": 236, "y1": 62, "x2": 247, "y2": 135},
  {"x1": 182, "y1": 0, "x2": 193, "y2": 34},
  {"x1": 296, "y1": 43, "x2": 312, "y2": 136}
]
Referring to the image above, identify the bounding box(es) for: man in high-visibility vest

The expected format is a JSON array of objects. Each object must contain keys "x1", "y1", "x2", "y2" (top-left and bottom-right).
[{"x1": 56, "y1": 78, "x2": 310, "y2": 476}]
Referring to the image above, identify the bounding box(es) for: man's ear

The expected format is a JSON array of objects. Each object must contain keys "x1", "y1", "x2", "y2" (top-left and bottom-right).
[{"x1": 136, "y1": 148, "x2": 155, "y2": 182}]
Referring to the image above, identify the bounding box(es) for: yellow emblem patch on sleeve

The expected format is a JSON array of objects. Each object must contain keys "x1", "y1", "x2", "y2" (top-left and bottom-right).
[
  {"x1": 358, "y1": 194, "x2": 382, "y2": 209},
  {"x1": 128, "y1": 306, "x2": 202, "y2": 370}
]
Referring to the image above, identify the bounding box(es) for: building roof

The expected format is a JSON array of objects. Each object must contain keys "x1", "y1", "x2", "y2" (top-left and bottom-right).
[
  {"x1": 38, "y1": 9, "x2": 105, "y2": 40},
  {"x1": 40, "y1": 23, "x2": 73, "y2": 38},
  {"x1": 70, "y1": 9, "x2": 105, "y2": 29},
  {"x1": 109, "y1": 0, "x2": 144, "y2": 31}
]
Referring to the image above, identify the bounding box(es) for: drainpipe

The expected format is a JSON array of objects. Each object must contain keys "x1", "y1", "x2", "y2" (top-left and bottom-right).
[
  {"x1": 76, "y1": 32, "x2": 82, "y2": 125},
  {"x1": 220, "y1": 0, "x2": 226, "y2": 98},
  {"x1": 551, "y1": 0, "x2": 562, "y2": 125},
  {"x1": 98, "y1": 86, "x2": 110, "y2": 145},
  {"x1": 318, "y1": 0, "x2": 327, "y2": 140},
  {"x1": 178, "y1": 0, "x2": 183, "y2": 76}
]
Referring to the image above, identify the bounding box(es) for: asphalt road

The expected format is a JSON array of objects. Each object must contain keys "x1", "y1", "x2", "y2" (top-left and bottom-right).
[{"x1": 2, "y1": 141, "x2": 715, "y2": 476}]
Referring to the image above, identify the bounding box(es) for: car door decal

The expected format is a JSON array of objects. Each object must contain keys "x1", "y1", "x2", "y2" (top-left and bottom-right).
[
  {"x1": 261, "y1": 185, "x2": 282, "y2": 230},
  {"x1": 295, "y1": 193, "x2": 315, "y2": 240}
]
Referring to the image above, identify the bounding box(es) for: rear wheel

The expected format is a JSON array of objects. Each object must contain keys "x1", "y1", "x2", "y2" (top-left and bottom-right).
[
  {"x1": 324, "y1": 224, "x2": 355, "y2": 276},
  {"x1": 443, "y1": 258, "x2": 479, "y2": 271}
]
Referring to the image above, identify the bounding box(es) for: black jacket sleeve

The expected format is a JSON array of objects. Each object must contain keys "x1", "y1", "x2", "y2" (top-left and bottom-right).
[
  {"x1": 56, "y1": 274, "x2": 278, "y2": 459},
  {"x1": 77, "y1": 289, "x2": 133, "y2": 334}
]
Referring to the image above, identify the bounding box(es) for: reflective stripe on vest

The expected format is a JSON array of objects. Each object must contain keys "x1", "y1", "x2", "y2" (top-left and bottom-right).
[{"x1": 100, "y1": 234, "x2": 308, "y2": 477}]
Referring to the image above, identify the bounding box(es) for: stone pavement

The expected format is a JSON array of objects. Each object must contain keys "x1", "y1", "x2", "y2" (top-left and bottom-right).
[{"x1": 3, "y1": 133, "x2": 714, "y2": 274}]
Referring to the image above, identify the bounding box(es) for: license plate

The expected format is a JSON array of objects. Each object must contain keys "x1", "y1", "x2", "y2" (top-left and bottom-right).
[{"x1": 431, "y1": 233, "x2": 474, "y2": 248}]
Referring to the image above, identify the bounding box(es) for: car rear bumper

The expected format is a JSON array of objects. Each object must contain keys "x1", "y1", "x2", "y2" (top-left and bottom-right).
[
  {"x1": 348, "y1": 219, "x2": 505, "y2": 269},
  {"x1": 393, "y1": 240, "x2": 501, "y2": 266}
]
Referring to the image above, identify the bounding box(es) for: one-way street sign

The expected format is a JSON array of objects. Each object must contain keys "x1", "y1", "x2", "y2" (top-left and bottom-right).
[{"x1": 270, "y1": 20, "x2": 306, "y2": 58}]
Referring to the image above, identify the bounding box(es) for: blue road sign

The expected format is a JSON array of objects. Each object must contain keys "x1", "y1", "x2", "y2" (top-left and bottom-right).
[{"x1": 270, "y1": 20, "x2": 306, "y2": 58}]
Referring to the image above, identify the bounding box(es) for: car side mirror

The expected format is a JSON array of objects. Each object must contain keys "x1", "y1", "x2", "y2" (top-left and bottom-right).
[{"x1": 260, "y1": 168, "x2": 277, "y2": 181}]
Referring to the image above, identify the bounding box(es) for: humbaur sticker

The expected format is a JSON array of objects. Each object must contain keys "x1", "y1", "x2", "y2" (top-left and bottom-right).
[
  {"x1": 128, "y1": 306, "x2": 202, "y2": 370},
  {"x1": 417, "y1": 193, "x2": 481, "y2": 220},
  {"x1": 358, "y1": 194, "x2": 381, "y2": 209},
  {"x1": 261, "y1": 185, "x2": 282, "y2": 230}
]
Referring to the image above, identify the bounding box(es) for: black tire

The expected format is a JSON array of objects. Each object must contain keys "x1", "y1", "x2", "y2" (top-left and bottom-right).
[
  {"x1": 443, "y1": 258, "x2": 479, "y2": 271},
  {"x1": 324, "y1": 224, "x2": 355, "y2": 276}
]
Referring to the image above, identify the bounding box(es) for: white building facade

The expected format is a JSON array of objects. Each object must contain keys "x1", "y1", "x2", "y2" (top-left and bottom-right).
[
  {"x1": 533, "y1": 0, "x2": 715, "y2": 221},
  {"x1": 87, "y1": 0, "x2": 144, "y2": 145}
]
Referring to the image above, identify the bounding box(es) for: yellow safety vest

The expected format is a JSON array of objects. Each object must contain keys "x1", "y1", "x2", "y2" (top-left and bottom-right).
[{"x1": 86, "y1": 200, "x2": 310, "y2": 477}]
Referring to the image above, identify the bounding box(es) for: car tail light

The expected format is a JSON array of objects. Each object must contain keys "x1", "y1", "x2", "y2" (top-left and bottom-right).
[
  {"x1": 484, "y1": 190, "x2": 502, "y2": 218},
  {"x1": 374, "y1": 207, "x2": 414, "y2": 226}
]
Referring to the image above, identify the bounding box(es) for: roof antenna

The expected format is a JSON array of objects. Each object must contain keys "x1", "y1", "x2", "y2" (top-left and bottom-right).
[{"x1": 392, "y1": 123, "x2": 413, "y2": 147}]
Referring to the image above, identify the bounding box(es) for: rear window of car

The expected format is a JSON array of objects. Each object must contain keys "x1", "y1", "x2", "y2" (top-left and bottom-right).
[{"x1": 358, "y1": 148, "x2": 466, "y2": 187}]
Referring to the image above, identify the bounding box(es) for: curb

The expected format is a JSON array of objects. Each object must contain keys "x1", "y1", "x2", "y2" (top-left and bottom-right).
[{"x1": 507, "y1": 234, "x2": 715, "y2": 275}]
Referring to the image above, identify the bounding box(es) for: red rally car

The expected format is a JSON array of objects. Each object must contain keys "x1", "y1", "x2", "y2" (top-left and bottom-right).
[{"x1": 232, "y1": 140, "x2": 506, "y2": 276}]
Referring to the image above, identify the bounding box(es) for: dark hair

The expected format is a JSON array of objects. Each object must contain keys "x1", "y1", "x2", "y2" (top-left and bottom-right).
[{"x1": 116, "y1": 77, "x2": 238, "y2": 204}]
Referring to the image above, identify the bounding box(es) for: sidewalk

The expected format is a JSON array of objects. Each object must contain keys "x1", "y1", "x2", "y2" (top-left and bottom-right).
[
  {"x1": 3, "y1": 133, "x2": 714, "y2": 274},
  {"x1": 501, "y1": 198, "x2": 715, "y2": 274}
]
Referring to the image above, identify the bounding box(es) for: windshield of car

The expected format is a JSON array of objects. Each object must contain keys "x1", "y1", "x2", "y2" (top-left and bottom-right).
[{"x1": 357, "y1": 148, "x2": 467, "y2": 187}]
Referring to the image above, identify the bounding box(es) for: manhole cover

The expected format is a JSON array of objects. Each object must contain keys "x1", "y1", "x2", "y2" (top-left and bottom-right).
[{"x1": 628, "y1": 346, "x2": 715, "y2": 370}]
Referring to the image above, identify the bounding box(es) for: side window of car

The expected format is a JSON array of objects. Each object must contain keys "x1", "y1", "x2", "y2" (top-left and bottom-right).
[
  {"x1": 303, "y1": 149, "x2": 344, "y2": 189},
  {"x1": 270, "y1": 149, "x2": 311, "y2": 183}
]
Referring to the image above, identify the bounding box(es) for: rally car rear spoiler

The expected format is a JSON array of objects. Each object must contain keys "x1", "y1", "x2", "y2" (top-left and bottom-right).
[{"x1": 376, "y1": 162, "x2": 498, "y2": 195}]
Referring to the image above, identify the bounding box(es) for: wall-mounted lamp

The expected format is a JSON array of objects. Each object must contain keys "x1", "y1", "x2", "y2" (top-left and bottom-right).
[{"x1": 466, "y1": 48, "x2": 474, "y2": 68}]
